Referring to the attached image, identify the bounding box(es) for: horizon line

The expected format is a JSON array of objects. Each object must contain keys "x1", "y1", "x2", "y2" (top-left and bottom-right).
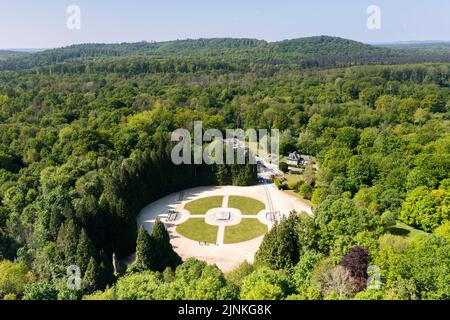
[{"x1": 1, "y1": 36, "x2": 450, "y2": 51}]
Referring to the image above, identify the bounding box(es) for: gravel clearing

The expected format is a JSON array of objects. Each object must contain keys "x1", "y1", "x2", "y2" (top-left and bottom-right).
[{"x1": 137, "y1": 183, "x2": 312, "y2": 272}]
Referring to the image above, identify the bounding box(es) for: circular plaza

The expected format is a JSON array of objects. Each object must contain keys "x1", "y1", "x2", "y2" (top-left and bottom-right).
[{"x1": 137, "y1": 184, "x2": 312, "y2": 272}]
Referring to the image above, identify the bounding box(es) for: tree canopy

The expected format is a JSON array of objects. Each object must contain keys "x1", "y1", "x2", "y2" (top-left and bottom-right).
[{"x1": 0, "y1": 36, "x2": 449, "y2": 300}]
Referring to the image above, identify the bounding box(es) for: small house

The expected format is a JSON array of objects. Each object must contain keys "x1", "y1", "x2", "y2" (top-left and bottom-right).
[
  {"x1": 287, "y1": 151, "x2": 302, "y2": 166},
  {"x1": 287, "y1": 151, "x2": 310, "y2": 166}
]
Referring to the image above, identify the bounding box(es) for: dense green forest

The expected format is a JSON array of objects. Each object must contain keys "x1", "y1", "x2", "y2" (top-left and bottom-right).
[
  {"x1": 0, "y1": 37, "x2": 449, "y2": 300},
  {"x1": 2, "y1": 36, "x2": 450, "y2": 72}
]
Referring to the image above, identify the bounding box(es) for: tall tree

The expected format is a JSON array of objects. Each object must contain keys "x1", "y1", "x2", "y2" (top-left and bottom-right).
[
  {"x1": 97, "y1": 249, "x2": 115, "y2": 289},
  {"x1": 83, "y1": 257, "x2": 100, "y2": 294},
  {"x1": 255, "y1": 214, "x2": 300, "y2": 270},
  {"x1": 56, "y1": 219, "x2": 79, "y2": 265},
  {"x1": 150, "y1": 219, "x2": 182, "y2": 271},
  {"x1": 76, "y1": 228, "x2": 96, "y2": 274},
  {"x1": 136, "y1": 225, "x2": 152, "y2": 271}
]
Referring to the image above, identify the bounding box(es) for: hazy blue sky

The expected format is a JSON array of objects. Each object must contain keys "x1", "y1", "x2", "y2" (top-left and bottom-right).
[{"x1": 1, "y1": 0, "x2": 449, "y2": 49}]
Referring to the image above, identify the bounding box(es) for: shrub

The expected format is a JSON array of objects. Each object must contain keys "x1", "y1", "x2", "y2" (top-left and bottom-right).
[
  {"x1": 381, "y1": 211, "x2": 397, "y2": 228},
  {"x1": 279, "y1": 162, "x2": 289, "y2": 173},
  {"x1": 435, "y1": 221, "x2": 450, "y2": 241},
  {"x1": 0, "y1": 260, "x2": 35, "y2": 299},
  {"x1": 298, "y1": 183, "x2": 313, "y2": 200}
]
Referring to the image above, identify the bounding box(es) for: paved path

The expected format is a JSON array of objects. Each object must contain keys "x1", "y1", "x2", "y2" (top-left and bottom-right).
[
  {"x1": 216, "y1": 225, "x2": 225, "y2": 246},
  {"x1": 222, "y1": 195, "x2": 229, "y2": 209}
]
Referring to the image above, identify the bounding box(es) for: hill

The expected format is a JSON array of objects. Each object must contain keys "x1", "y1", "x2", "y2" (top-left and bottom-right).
[
  {"x1": 1, "y1": 36, "x2": 449, "y2": 72},
  {"x1": 379, "y1": 41, "x2": 450, "y2": 55},
  {"x1": 273, "y1": 36, "x2": 393, "y2": 57},
  {"x1": 0, "y1": 50, "x2": 28, "y2": 61},
  {"x1": 0, "y1": 36, "x2": 402, "y2": 71}
]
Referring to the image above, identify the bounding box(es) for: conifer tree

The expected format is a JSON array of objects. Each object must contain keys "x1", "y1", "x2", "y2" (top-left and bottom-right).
[
  {"x1": 76, "y1": 228, "x2": 96, "y2": 274},
  {"x1": 56, "y1": 219, "x2": 79, "y2": 265},
  {"x1": 215, "y1": 164, "x2": 231, "y2": 185},
  {"x1": 136, "y1": 225, "x2": 152, "y2": 271},
  {"x1": 97, "y1": 249, "x2": 115, "y2": 289},
  {"x1": 255, "y1": 215, "x2": 300, "y2": 270},
  {"x1": 83, "y1": 257, "x2": 100, "y2": 294},
  {"x1": 151, "y1": 219, "x2": 182, "y2": 271},
  {"x1": 65, "y1": 220, "x2": 79, "y2": 265}
]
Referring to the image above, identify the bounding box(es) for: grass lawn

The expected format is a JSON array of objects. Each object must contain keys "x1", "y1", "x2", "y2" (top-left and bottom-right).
[
  {"x1": 285, "y1": 190, "x2": 313, "y2": 207},
  {"x1": 389, "y1": 221, "x2": 427, "y2": 240},
  {"x1": 184, "y1": 196, "x2": 223, "y2": 215},
  {"x1": 224, "y1": 219, "x2": 268, "y2": 244},
  {"x1": 228, "y1": 196, "x2": 266, "y2": 215},
  {"x1": 176, "y1": 218, "x2": 219, "y2": 244},
  {"x1": 284, "y1": 173, "x2": 303, "y2": 185}
]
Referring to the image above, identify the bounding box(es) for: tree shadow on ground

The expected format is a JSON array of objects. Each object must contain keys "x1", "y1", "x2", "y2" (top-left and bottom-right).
[{"x1": 389, "y1": 227, "x2": 411, "y2": 237}]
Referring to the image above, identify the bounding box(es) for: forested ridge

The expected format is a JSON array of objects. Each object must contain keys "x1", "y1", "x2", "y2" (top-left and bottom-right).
[
  {"x1": 380, "y1": 41, "x2": 450, "y2": 54},
  {"x1": 0, "y1": 36, "x2": 449, "y2": 300},
  {"x1": 2, "y1": 36, "x2": 450, "y2": 72}
]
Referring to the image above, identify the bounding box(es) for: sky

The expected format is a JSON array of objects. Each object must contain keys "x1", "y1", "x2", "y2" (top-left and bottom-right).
[{"x1": 0, "y1": 0, "x2": 449, "y2": 49}]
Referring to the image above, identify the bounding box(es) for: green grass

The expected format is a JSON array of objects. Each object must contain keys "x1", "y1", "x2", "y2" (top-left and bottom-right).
[
  {"x1": 224, "y1": 219, "x2": 268, "y2": 244},
  {"x1": 284, "y1": 190, "x2": 313, "y2": 206},
  {"x1": 284, "y1": 173, "x2": 303, "y2": 185},
  {"x1": 228, "y1": 196, "x2": 266, "y2": 215},
  {"x1": 184, "y1": 196, "x2": 223, "y2": 215},
  {"x1": 176, "y1": 218, "x2": 219, "y2": 244},
  {"x1": 389, "y1": 221, "x2": 427, "y2": 241}
]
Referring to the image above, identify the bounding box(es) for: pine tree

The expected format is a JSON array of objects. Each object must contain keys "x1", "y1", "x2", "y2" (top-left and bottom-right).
[
  {"x1": 215, "y1": 164, "x2": 231, "y2": 185},
  {"x1": 244, "y1": 163, "x2": 257, "y2": 185},
  {"x1": 136, "y1": 225, "x2": 152, "y2": 271},
  {"x1": 83, "y1": 257, "x2": 100, "y2": 294},
  {"x1": 254, "y1": 215, "x2": 300, "y2": 270},
  {"x1": 76, "y1": 228, "x2": 96, "y2": 274},
  {"x1": 65, "y1": 219, "x2": 79, "y2": 265},
  {"x1": 56, "y1": 223, "x2": 67, "y2": 263},
  {"x1": 56, "y1": 219, "x2": 79, "y2": 265},
  {"x1": 97, "y1": 249, "x2": 115, "y2": 289},
  {"x1": 151, "y1": 219, "x2": 182, "y2": 271}
]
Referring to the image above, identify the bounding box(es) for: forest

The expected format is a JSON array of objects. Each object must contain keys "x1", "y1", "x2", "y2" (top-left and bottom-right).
[{"x1": 0, "y1": 37, "x2": 449, "y2": 300}]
